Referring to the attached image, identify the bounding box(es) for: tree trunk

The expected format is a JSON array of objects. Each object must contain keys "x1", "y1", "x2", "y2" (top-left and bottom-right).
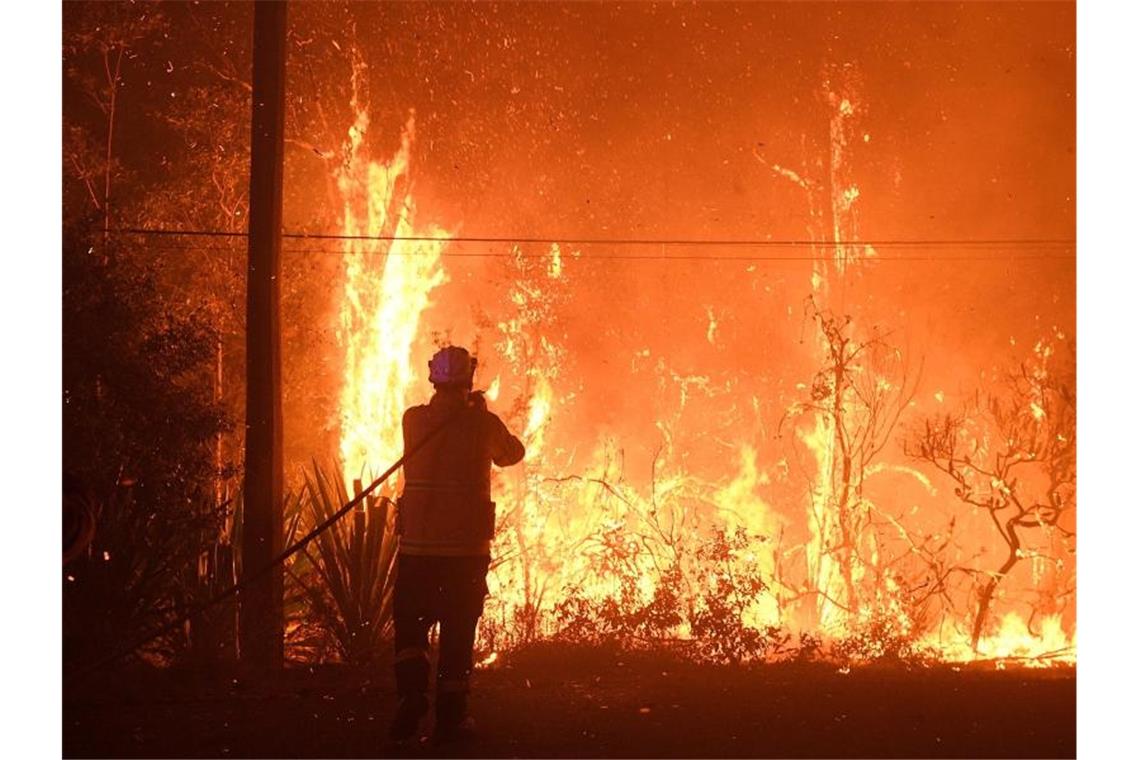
[
  {"x1": 971, "y1": 519, "x2": 1021, "y2": 652},
  {"x1": 831, "y1": 355, "x2": 859, "y2": 619},
  {"x1": 214, "y1": 337, "x2": 225, "y2": 508},
  {"x1": 102, "y1": 46, "x2": 123, "y2": 254}
]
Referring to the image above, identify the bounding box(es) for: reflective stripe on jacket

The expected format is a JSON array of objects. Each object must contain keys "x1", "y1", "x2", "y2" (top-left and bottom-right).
[{"x1": 398, "y1": 392, "x2": 525, "y2": 557}]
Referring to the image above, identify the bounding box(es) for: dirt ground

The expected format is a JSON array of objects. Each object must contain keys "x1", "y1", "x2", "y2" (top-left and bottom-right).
[{"x1": 64, "y1": 644, "x2": 1075, "y2": 759}]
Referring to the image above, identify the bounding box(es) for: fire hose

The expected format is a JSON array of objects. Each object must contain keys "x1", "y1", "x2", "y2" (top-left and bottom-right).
[{"x1": 67, "y1": 407, "x2": 466, "y2": 682}]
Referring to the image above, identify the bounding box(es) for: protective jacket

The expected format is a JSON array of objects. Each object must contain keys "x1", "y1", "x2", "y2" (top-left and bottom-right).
[{"x1": 398, "y1": 392, "x2": 525, "y2": 557}]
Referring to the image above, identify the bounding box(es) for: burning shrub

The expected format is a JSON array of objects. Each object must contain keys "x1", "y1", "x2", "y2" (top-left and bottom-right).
[
  {"x1": 548, "y1": 524, "x2": 787, "y2": 665},
  {"x1": 687, "y1": 528, "x2": 789, "y2": 664},
  {"x1": 550, "y1": 531, "x2": 686, "y2": 647},
  {"x1": 828, "y1": 612, "x2": 935, "y2": 666}
]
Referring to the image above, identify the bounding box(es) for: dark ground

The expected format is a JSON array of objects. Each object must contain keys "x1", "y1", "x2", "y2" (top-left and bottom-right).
[{"x1": 64, "y1": 644, "x2": 1075, "y2": 759}]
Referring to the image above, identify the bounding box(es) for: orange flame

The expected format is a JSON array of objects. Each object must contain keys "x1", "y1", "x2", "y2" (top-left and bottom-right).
[
  {"x1": 336, "y1": 110, "x2": 450, "y2": 485},
  {"x1": 329, "y1": 105, "x2": 1073, "y2": 667}
]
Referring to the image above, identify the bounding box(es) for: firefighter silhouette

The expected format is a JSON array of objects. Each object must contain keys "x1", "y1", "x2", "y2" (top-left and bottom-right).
[{"x1": 390, "y1": 345, "x2": 525, "y2": 742}]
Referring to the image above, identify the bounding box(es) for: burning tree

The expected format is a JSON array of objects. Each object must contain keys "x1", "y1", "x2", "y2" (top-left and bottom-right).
[
  {"x1": 781, "y1": 298, "x2": 923, "y2": 643},
  {"x1": 906, "y1": 331, "x2": 1075, "y2": 653},
  {"x1": 479, "y1": 243, "x2": 572, "y2": 645},
  {"x1": 756, "y1": 62, "x2": 935, "y2": 649}
]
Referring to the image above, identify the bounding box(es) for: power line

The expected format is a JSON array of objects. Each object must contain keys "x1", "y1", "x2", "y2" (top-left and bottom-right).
[
  {"x1": 299, "y1": 251, "x2": 1071, "y2": 261},
  {"x1": 103, "y1": 227, "x2": 1075, "y2": 262},
  {"x1": 108, "y1": 242, "x2": 1074, "y2": 262},
  {"x1": 106, "y1": 226, "x2": 1075, "y2": 249}
]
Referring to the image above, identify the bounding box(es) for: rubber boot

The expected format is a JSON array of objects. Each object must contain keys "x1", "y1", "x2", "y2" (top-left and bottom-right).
[
  {"x1": 389, "y1": 693, "x2": 429, "y2": 743},
  {"x1": 435, "y1": 690, "x2": 474, "y2": 743}
]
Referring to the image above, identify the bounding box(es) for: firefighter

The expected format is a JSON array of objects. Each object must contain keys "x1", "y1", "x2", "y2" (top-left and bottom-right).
[{"x1": 390, "y1": 345, "x2": 525, "y2": 742}]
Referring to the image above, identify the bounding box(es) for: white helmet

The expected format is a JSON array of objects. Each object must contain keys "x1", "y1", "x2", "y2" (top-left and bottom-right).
[{"x1": 428, "y1": 346, "x2": 477, "y2": 387}]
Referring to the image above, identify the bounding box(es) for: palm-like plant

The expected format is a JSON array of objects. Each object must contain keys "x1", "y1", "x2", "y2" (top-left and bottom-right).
[{"x1": 288, "y1": 464, "x2": 399, "y2": 663}]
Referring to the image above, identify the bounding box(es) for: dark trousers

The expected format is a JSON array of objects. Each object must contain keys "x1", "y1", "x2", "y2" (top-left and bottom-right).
[{"x1": 393, "y1": 553, "x2": 490, "y2": 710}]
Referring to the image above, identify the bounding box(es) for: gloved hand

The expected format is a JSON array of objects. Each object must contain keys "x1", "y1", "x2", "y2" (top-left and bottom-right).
[{"x1": 468, "y1": 390, "x2": 487, "y2": 411}]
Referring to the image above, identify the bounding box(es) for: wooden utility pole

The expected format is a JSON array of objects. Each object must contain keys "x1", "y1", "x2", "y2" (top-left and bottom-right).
[{"x1": 240, "y1": 0, "x2": 287, "y2": 669}]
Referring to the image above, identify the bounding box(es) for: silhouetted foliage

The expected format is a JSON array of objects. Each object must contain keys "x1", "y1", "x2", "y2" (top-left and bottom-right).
[
  {"x1": 63, "y1": 221, "x2": 233, "y2": 665},
  {"x1": 285, "y1": 464, "x2": 399, "y2": 663}
]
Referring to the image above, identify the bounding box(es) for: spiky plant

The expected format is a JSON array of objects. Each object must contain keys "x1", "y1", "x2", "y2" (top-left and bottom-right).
[
  {"x1": 186, "y1": 485, "x2": 306, "y2": 664},
  {"x1": 288, "y1": 463, "x2": 399, "y2": 663}
]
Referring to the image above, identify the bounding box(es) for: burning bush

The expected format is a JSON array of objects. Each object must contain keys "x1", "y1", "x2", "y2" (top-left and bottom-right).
[{"x1": 541, "y1": 523, "x2": 787, "y2": 665}]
